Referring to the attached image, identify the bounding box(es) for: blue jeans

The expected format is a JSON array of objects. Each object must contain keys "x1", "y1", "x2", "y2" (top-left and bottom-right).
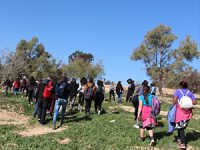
[
  {"x1": 33, "y1": 101, "x2": 38, "y2": 115},
  {"x1": 53, "y1": 98, "x2": 68, "y2": 125},
  {"x1": 117, "y1": 93, "x2": 122, "y2": 103}
]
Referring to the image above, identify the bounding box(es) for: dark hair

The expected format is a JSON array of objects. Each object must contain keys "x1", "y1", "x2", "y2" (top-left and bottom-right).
[
  {"x1": 142, "y1": 80, "x2": 148, "y2": 86},
  {"x1": 89, "y1": 78, "x2": 93, "y2": 83},
  {"x1": 143, "y1": 85, "x2": 150, "y2": 105},
  {"x1": 179, "y1": 80, "x2": 188, "y2": 89},
  {"x1": 97, "y1": 80, "x2": 103, "y2": 86}
]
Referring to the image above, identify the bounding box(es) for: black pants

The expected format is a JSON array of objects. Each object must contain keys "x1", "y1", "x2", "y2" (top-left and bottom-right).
[
  {"x1": 94, "y1": 95, "x2": 104, "y2": 112},
  {"x1": 85, "y1": 98, "x2": 92, "y2": 114},
  {"x1": 109, "y1": 90, "x2": 115, "y2": 101},
  {"x1": 78, "y1": 92, "x2": 84, "y2": 106},
  {"x1": 38, "y1": 98, "x2": 48, "y2": 124},
  {"x1": 28, "y1": 90, "x2": 33, "y2": 104},
  {"x1": 132, "y1": 95, "x2": 139, "y2": 120},
  {"x1": 178, "y1": 128, "x2": 186, "y2": 144}
]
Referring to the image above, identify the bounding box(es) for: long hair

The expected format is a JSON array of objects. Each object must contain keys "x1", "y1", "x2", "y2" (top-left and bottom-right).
[{"x1": 143, "y1": 85, "x2": 150, "y2": 105}]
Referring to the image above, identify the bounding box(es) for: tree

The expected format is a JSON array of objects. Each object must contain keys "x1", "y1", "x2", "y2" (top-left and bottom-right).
[
  {"x1": 68, "y1": 50, "x2": 94, "y2": 63},
  {"x1": 14, "y1": 37, "x2": 61, "y2": 79},
  {"x1": 131, "y1": 24, "x2": 200, "y2": 94},
  {"x1": 0, "y1": 49, "x2": 29, "y2": 81},
  {"x1": 63, "y1": 51, "x2": 104, "y2": 80}
]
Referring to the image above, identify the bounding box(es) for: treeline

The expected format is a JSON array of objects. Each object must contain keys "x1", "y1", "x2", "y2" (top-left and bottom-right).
[{"x1": 0, "y1": 37, "x2": 104, "y2": 82}]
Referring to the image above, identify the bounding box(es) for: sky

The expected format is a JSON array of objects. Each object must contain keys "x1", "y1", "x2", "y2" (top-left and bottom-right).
[{"x1": 0, "y1": 0, "x2": 200, "y2": 85}]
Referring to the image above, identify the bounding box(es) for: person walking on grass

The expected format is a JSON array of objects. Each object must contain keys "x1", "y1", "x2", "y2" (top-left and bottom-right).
[
  {"x1": 2, "y1": 78, "x2": 11, "y2": 96},
  {"x1": 116, "y1": 81, "x2": 124, "y2": 103},
  {"x1": 109, "y1": 81, "x2": 115, "y2": 102},
  {"x1": 52, "y1": 76, "x2": 70, "y2": 130},
  {"x1": 78, "y1": 77, "x2": 87, "y2": 112},
  {"x1": 133, "y1": 80, "x2": 149, "y2": 128},
  {"x1": 126, "y1": 79, "x2": 135, "y2": 103},
  {"x1": 173, "y1": 80, "x2": 197, "y2": 149},
  {"x1": 27, "y1": 76, "x2": 36, "y2": 104},
  {"x1": 84, "y1": 78, "x2": 96, "y2": 115},
  {"x1": 12, "y1": 77, "x2": 21, "y2": 96},
  {"x1": 94, "y1": 80, "x2": 105, "y2": 115},
  {"x1": 137, "y1": 85, "x2": 157, "y2": 146}
]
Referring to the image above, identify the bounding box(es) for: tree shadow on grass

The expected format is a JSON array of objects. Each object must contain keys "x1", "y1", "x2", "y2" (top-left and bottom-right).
[
  {"x1": 154, "y1": 131, "x2": 168, "y2": 140},
  {"x1": 186, "y1": 131, "x2": 200, "y2": 144},
  {"x1": 66, "y1": 115, "x2": 92, "y2": 123}
]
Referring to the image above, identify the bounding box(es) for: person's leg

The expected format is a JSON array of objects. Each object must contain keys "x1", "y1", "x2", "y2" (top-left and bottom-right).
[
  {"x1": 52, "y1": 99, "x2": 60, "y2": 129},
  {"x1": 94, "y1": 97, "x2": 98, "y2": 113},
  {"x1": 88, "y1": 99, "x2": 92, "y2": 113},
  {"x1": 109, "y1": 91, "x2": 111, "y2": 101},
  {"x1": 134, "y1": 101, "x2": 139, "y2": 121},
  {"x1": 41, "y1": 100, "x2": 48, "y2": 124},
  {"x1": 147, "y1": 128, "x2": 155, "y2": 146},
  {"x1": 60, "y1": 99, "x2": 68, "y2": 126},
  {"x1": 112, "y1": 91, "x2": 115, "y2": 101},
  {"x1": 80, "y1": 93, "x2": 84, "y2": 111},
  {"x1": 85, "y1": 99, "x2": 89, "y2": 114},
  {"x1": 33, "y1": 101, "x2": 38, "y2": 117},
  {"x1": 37, "y1": 98, "x2": 43, "y2": 120},
  {"x1": 50, "y1": 98, "x2": 55, "y2": 116},
  {"x1": 179, "y1": 128, "x2": 186, "y2": 144},
  {"x1": 140, "y1": 128, "x2": 145, "y2": 139}
]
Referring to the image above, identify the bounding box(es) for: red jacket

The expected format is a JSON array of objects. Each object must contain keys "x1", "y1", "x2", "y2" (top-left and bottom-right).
[{"x1": 43, "y1": 81, "x2": 53, "y2": 99}]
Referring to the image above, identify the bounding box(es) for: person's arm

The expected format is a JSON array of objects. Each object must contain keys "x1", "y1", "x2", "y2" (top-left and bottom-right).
[
  {"x1": 192, "y1": 99, "x2": 197, "y2": 105},
  {"x1": 173, "y1": 96, "x2": 178, "y2": 105},
  {"x1": 137, "y1": 99, "x2": 143, "y2": 120}
]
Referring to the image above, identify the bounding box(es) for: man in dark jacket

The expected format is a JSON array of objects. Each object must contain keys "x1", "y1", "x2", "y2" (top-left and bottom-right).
[
  {"x1": 52, "y1": 76, "x2": 70, "y2": 129},
  {"x1": 37, "y1": 78, "x2": 51, "y2": 125},
  {"x1": 126, "y1": 79, "x2": 135, "y2": 103}
]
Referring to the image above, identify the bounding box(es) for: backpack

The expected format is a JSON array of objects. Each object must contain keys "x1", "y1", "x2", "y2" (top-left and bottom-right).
[
  {"x1": 178, "y1": 89, "x2": 193, "y2": 109},
  {"x1": 152, "y1": 96, "x2": 161, "y2": 116},
  {"x1": 55, "y1": 82, "x2": 67, "y2": 98},
  {"x1": 84, "y1": 85, "x2": 94, "y2": 99},
  {"x1": 97, "y1": 86, "x2": 104, "y2": 95}
]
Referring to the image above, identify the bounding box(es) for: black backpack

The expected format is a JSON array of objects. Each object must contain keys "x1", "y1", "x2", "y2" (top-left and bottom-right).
[
  {"x1": 84, "y1": 85, "x2": 94, "y2": 99},
  {"x1": 97, "y1": 86, "x2": 104, "y2": 95}
]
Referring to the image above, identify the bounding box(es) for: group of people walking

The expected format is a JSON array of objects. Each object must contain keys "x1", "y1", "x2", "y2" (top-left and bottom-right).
[{"x1": 1, "y1": 76, "x2": 197, "y2": 149}]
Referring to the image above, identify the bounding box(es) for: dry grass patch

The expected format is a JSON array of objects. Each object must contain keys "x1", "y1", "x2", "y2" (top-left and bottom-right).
[{"x1": 58, "y1": 138, "x2": 71, "y2": 145}]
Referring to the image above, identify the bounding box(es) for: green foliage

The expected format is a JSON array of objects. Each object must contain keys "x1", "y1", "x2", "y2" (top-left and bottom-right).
[
  {"x1": 131, "y1": 24, "x2": 200, "y2": 90},
  {"x1": 63, "y1": 51, "x2": 104, "y2": 80},
  {"x1": 1, "y1": 37, "x2": 61, "y2": 80},
  {"x1": 62, "y1": 59, "x2": 104, "y2": 79},
  {"x1": 68, "y1": 50, "x2": 94, "y2": 63}
]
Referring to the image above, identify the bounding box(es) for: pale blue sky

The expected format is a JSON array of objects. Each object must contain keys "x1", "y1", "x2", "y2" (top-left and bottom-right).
[{"x1": 0, "y1": 0, "x2": 200, "y2": 85}]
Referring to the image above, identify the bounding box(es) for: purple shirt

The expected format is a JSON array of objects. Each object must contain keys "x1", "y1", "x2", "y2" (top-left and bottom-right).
[{"x1": 174, "y1": 89, "x2": 196, "y2": 102}]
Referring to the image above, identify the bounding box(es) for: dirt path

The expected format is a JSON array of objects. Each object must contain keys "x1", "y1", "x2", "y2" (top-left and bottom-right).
[
  {"x1": 0, "y1": 109, "x2": 29, "y2": 125},
  {"x1": 18, "y1": 125, "x2": 68, "y2": 137}
]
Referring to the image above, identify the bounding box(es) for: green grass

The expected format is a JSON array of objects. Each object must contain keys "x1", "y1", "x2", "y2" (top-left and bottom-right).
[{"x1": 0, "y1": 92, "x2": 200, "y2": 150}]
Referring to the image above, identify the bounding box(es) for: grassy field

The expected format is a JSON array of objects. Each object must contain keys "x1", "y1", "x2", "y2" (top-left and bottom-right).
[{"x1": 0, "y1": 92, "x2": 200, "y2": 150}]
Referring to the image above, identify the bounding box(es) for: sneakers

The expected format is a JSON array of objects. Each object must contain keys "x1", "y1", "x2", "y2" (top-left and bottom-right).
[
  {"x1": 177, "y1": 143, "x2": 186, "y2": 149},
  {"x1": 149, "y1": 139, "x2": 155, "y2": 146},
  {"x1": 133, "y1": 124, "x2": 139, "y2": 129}
]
